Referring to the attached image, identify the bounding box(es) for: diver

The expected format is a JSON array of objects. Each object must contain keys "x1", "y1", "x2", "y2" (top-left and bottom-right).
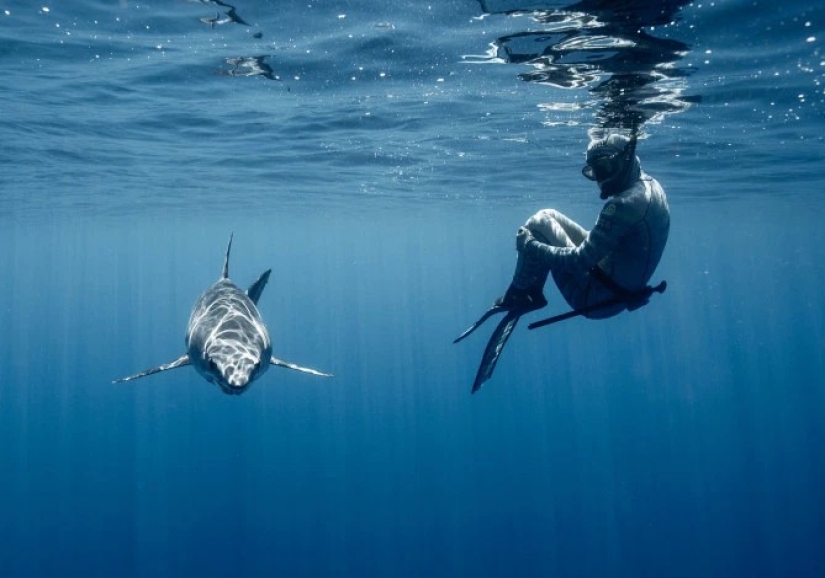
[{"x1": 455, "y1": 133, "x2": 670, "y2": 393}]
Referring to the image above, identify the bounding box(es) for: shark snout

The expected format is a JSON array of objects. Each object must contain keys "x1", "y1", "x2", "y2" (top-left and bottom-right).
[
  {"x1": 227, "y1": 371, "x2": 250, "y2": 388},
  {"x1": 218, "y1": 360, "x2": 253, "y2": 388},
  {"x1": 209, "y1": 356, "x2": 260, "y2": 395},
  {"x1": 202, "y1": 340, "x2": 267, "y2": 395}
]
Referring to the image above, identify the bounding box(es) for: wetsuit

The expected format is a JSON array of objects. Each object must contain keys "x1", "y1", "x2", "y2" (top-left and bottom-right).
[{"x1": 519, "y1": 167, "x2": 670, "y2": 318}]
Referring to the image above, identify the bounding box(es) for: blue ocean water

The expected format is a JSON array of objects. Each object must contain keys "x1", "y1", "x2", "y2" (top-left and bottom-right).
[{"x1": 1, "y1": 0, "x2": 824, "y2": 576}]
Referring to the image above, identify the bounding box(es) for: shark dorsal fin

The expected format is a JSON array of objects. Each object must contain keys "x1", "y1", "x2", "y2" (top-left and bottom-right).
[
  {"x1": 222, "y1": 233, "x2": 234, "y2": 279},
  {"x1": 247, "y1": 269, "x2": 272, "y2": 305}
]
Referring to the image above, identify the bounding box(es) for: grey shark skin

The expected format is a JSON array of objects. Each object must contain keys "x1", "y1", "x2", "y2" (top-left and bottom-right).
[{"x1": 113, "y1": 234, "x2": 332, "y2": 395}]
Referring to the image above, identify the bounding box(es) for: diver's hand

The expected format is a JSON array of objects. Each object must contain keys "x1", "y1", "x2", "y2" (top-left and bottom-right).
[{"x1": 516, "y1": 226, "x2": 534, "y2": 252}]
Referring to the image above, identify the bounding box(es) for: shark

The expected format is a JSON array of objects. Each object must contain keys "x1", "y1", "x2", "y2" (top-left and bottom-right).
[{"x1": 113, "y1": 234, "x2": 332, "y2": 394}]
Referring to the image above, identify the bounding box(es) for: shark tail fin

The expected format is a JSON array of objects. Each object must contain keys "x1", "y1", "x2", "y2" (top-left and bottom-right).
[
  {"x1": 247, "y1": 269, "x2": 272, "y2": 305},
  {"x1": 112, "y1": 354, "x2": 190, "y2": 384},
  {"x1": 222, "y1": 233, "x2": 234, "y2": 279}
]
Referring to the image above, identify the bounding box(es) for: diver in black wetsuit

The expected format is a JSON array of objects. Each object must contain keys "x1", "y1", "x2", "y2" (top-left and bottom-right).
[{"x1": 455, "y1": 134, "x2": 670, "y2": 393}]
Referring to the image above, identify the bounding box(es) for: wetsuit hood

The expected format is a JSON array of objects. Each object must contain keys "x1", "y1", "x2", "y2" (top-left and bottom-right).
[{"x1": 583, "y1": 134, "x2": 641, "y2": 199}]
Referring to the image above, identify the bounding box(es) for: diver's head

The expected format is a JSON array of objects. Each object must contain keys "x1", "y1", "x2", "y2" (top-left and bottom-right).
[{"x1": 582, "y1": 133, "x2": 641, "y2": 199}]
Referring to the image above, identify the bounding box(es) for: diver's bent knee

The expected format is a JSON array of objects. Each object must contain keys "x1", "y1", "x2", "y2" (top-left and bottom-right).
[
  {"x1": 525, "y1": 208, "x2": 561, "y2": 229},
  {"x1": 524, "y1": 209, "x2": 561, "y2": 232}
]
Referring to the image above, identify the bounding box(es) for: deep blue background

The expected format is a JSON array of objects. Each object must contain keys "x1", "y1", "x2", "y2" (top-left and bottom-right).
[{"x1": 1, "y1": 1, "x2": 823, "y2": 576}]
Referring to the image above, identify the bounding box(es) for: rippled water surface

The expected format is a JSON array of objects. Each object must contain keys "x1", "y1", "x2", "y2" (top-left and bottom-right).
[{"x1": 1, "y1": 1, "x2": 824, "y2": 576}]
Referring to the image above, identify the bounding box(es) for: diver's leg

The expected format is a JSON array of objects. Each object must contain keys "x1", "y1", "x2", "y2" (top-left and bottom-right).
[
  {"x1": 537, "y1": 209, "x2": 588, "y2": 246},
  {"x1": 496, "y1": 251, "x2": 549, "y2": 309},
  {"x1": 497, "y1": 210, "x2": 575, "y2": 312}
]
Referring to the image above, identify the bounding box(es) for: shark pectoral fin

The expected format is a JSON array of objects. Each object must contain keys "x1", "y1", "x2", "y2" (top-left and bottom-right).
[
  {"x1": 112, "y1": 354, "x2": 190, "y2": 384},
  {"x1": 247, "y1": 269, "x2": 272, "y2": 305},
  {"x1": 471, "y1": 311, "x2": 520, "y2": 394},
  {"x1": 270, "y1": 356, "x2": 333, "y2": 378}
]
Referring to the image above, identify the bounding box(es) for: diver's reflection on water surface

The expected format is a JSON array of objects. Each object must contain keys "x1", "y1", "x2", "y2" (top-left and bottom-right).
[{"x1": 472, "y1": 0, "x2": 700, "y2": 131}]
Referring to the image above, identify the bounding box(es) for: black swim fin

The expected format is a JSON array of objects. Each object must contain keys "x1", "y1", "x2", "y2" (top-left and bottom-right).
[
  {"x1": 471, "y1": 311, "x2": 521, "y2": 394},
  {"x1": 453, "y1": 304, "x2": 507, "y2": 344}
]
